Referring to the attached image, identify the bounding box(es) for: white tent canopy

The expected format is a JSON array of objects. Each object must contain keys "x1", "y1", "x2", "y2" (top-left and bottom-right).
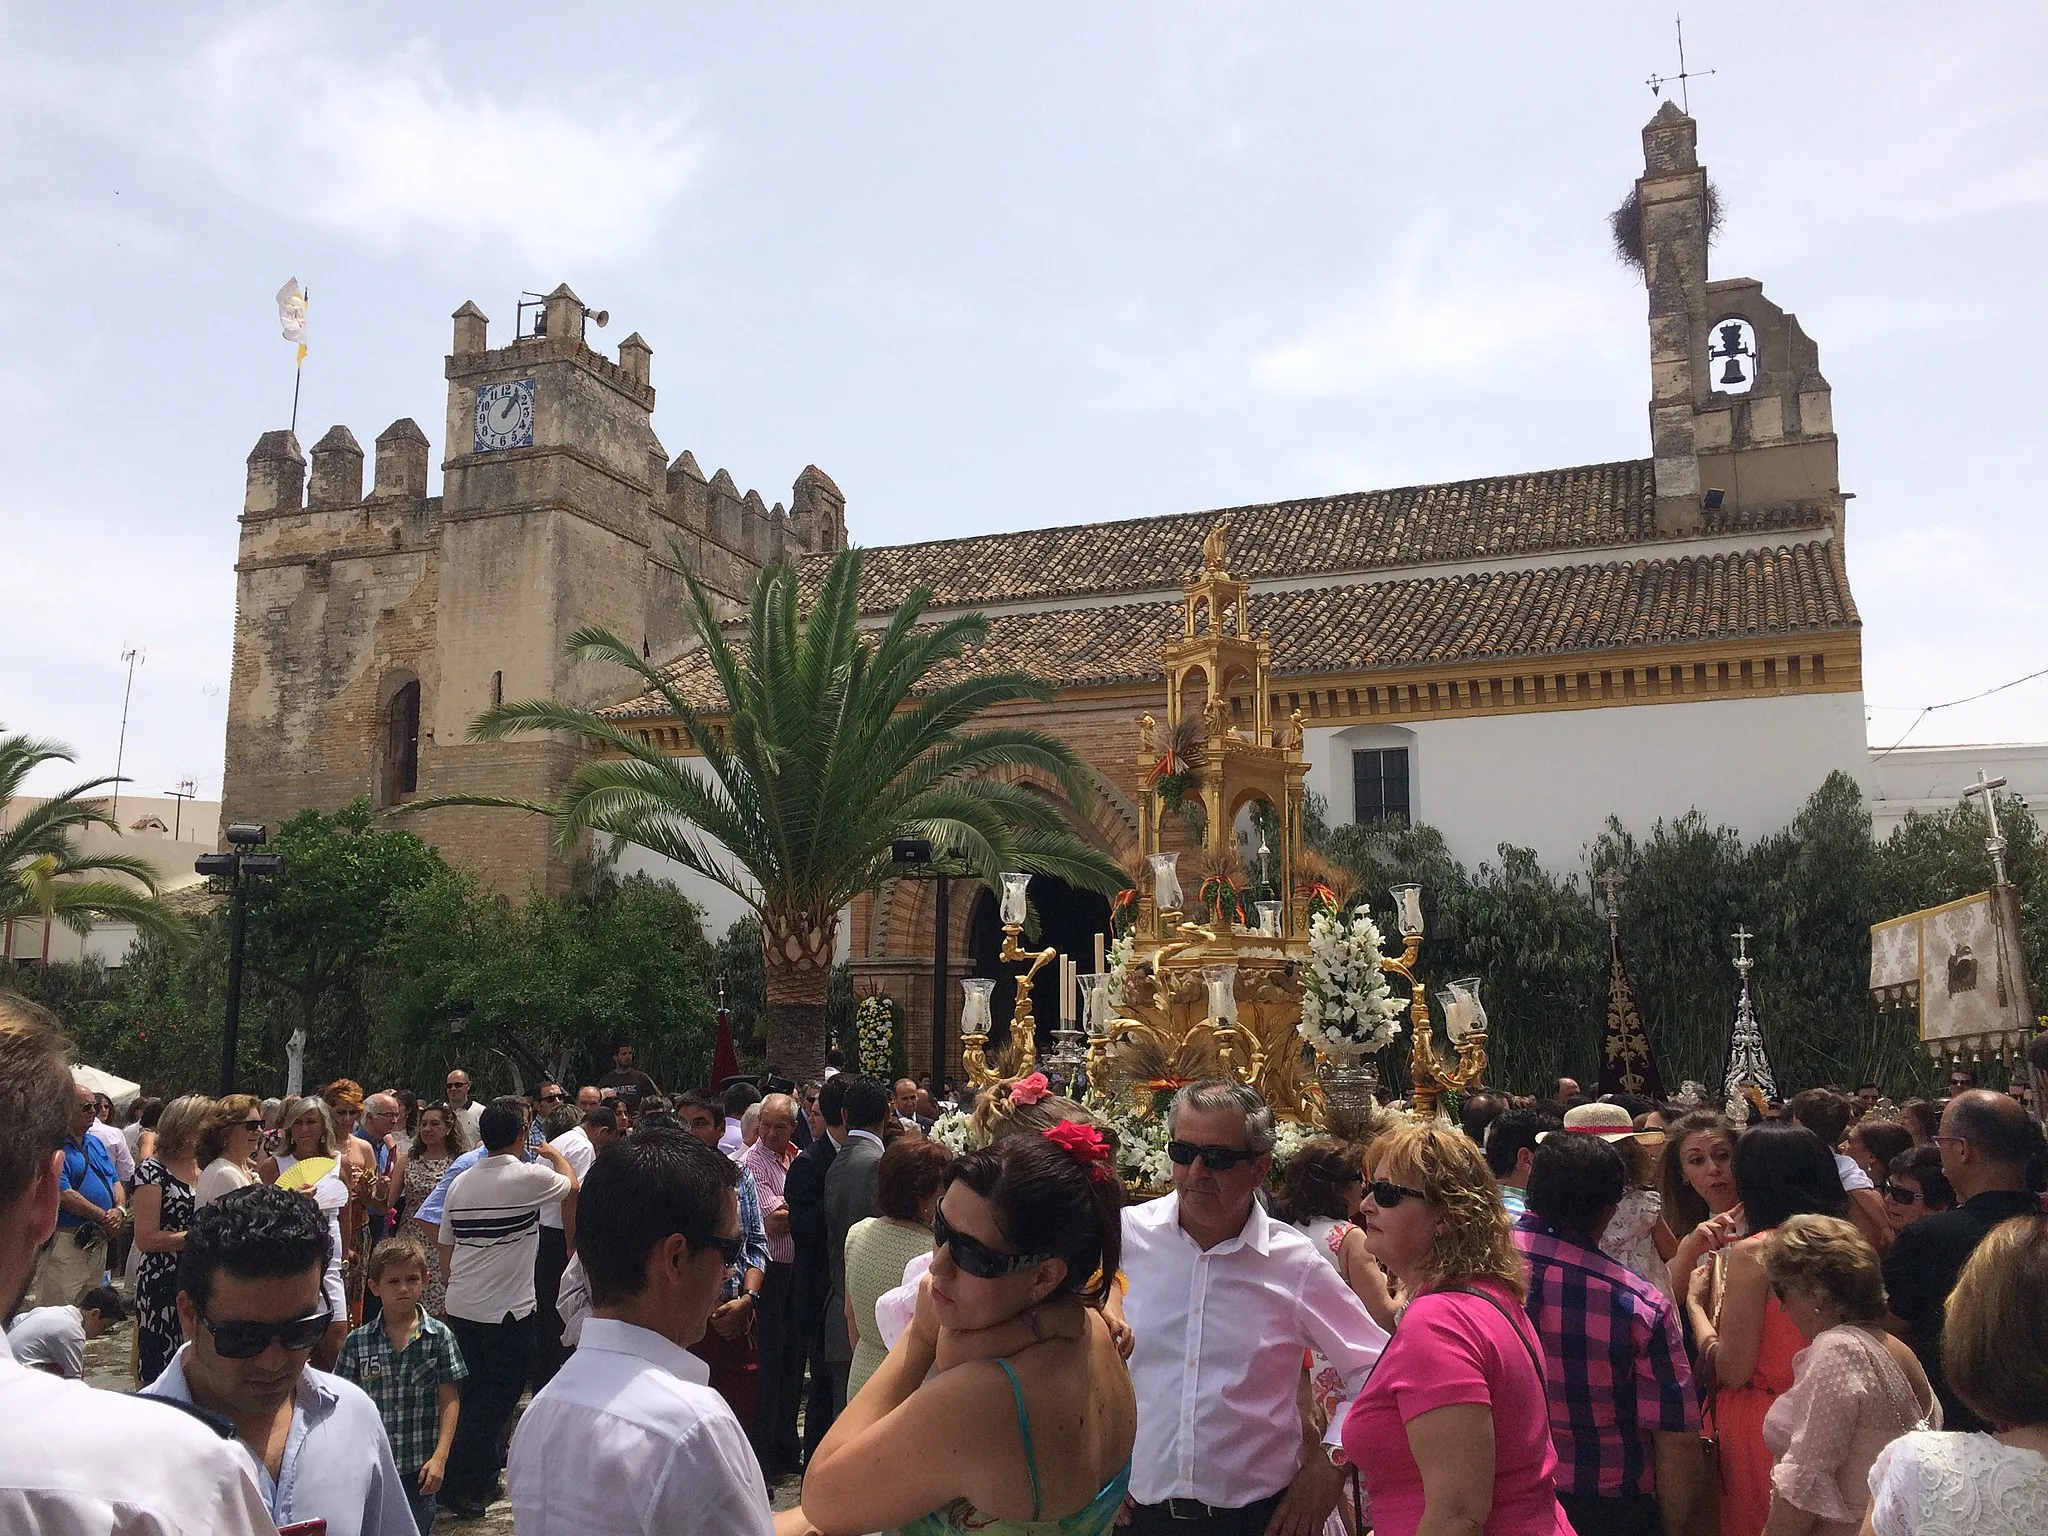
[{"x1": 71, "y1": 1063, "x2": 141, "y2": 1111}]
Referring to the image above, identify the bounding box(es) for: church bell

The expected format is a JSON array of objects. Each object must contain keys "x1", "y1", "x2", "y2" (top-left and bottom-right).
[{"x1": 1720, "y1": 355, "x2": 1746, "y2": 386}]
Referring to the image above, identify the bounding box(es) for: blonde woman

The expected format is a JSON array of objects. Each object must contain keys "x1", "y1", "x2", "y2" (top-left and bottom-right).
[
  {"x1": 1867, "y1": 1213, "x2": 2048, "y2": 1536},
  {"x1": 259, "y1": 1095, "x2": 351, "y2": 1362},
  {"x1": 1345, "y1": 1122, "x2": 1572, "y2": 1536},
  {"x1": 1756, "y1": 1216, "x2": 1934, "y2": 1536},
  {"x1": 193, "y1": 1094, "x2": 263, "y2": 1207},
  {"x1": 132, "y1": 1094, "x2": 211, "y2": 1383}
]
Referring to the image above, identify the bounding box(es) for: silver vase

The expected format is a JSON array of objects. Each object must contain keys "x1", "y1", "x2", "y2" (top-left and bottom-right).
[{"x1": 1317, "y1": 1054, "x2": 1381, "y2": 1125}]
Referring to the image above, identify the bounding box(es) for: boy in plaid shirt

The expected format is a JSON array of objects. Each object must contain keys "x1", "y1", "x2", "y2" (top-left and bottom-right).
[{"x1": 336, "y1": 1235, "x2": 467, "y2": 1532}]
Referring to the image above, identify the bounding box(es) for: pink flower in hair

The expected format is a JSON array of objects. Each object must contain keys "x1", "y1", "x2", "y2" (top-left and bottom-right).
[{"x1": 1009, "y1": 1072, "x2": 1051, "y2": 1106}]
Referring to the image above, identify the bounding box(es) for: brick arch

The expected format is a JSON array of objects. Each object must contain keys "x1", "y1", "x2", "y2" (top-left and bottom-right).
[{"x1": 867, "y1": 761, "x2": 1139, "y2": 961}]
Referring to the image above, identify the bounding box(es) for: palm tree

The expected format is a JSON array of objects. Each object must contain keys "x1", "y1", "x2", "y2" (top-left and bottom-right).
[
  {"x1": 2, "y1": 729, "x2": 190, "y2": 964},
  {"x1": 448, "y1": 549, "x2": 1128, "y2": 1079}
]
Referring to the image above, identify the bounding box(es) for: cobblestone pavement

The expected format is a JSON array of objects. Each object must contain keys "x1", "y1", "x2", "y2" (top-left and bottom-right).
[{"x1": 83, "y1": 1322, "x2": 806, "y2": 1531}]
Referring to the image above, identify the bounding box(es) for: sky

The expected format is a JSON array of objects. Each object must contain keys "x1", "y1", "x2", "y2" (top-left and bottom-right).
[{"x1": 3, "y1": 3, "x2": 2044, "y2": 803}]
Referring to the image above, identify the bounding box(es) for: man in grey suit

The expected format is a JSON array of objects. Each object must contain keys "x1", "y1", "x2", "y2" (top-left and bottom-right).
[{"x1": 821, "y1": 1075, "x2": 891, "y2": 1412}]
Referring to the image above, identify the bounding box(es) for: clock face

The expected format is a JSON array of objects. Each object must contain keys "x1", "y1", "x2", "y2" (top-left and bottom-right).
[{"x1": 473, "y1": 378, "x2": 535, "y2": 452}]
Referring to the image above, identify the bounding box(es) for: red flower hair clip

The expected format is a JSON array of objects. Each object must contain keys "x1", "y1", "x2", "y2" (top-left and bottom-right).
[
  {"x1": 1008, "y1": 1072, "x2": 1051, "y2": 1107},
  {"x1": 1042, "y1": 1119, "x2": 1115, "y2": 1183}
]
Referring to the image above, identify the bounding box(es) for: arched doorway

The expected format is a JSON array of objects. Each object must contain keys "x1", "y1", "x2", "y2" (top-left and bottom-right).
[{"x1": 967, "y1": 874, "x2": 1112, "y2": 1057}]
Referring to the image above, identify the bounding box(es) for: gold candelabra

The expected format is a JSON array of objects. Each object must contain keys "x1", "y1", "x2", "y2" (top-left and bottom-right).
[
  {"x1": 997, "y1": 922, "x2": 1055, "y2": 1076},
  {"x1": 1383, "y1": 928, "x2": 1487, "y2": 1122}
]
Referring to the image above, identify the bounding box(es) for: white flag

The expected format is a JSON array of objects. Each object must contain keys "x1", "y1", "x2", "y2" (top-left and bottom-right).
[{"x1": 276, "y1": 278, "x2": 308, "y2": 359}]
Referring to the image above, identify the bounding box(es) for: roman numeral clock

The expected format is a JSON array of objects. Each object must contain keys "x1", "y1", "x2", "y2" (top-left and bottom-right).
[{"x1": 473, "y1": 378, "x2": 535, "y2": 451}]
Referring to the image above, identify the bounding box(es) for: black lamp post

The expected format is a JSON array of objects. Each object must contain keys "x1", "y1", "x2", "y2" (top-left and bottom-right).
[
  {"x1": 196, "y1": 823, "x2": 284, "y2": 1095},
  {"x1": 892, "y1": 839, "x2": 969, "y2": 1090}
]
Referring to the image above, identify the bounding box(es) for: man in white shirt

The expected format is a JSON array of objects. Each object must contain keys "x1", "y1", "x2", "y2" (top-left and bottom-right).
[
  {"x1": 443, "y1": 1068, "x2": 484, "y2": 1145},
  {"x1": 509, "y1": 1123, "x2": 773, "y2": 1536},
  {"x1": 1122, "y1": 1080, "x2": 1388, "y2": 1536},
  {"x1": 144, "y1": 1185, "x2": 416, "y2": 1536},
  {"x1": 534, "y1": 1101, "x2": 615, "y2": 1387},
  {"x1": 4, "y1": 1283, "x2": 124, "y2": 1378},
  {"x1": 0, "y1": 996, "x2": 278, "y2": 1536},
  {"x1": 438, "y1": 1095, "x2": 576, "y2": 1518}
]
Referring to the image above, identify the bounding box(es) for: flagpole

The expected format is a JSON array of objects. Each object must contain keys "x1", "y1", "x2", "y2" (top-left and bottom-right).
[{"x1": 290, "y1": 351, "x2": 303, "y2": 437}]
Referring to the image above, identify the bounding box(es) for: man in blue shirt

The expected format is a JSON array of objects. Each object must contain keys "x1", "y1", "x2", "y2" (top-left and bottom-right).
[
  {"x1": 30, "y1": 1081, "x2": 124, "y2": 1307},
  {"x1": 145, "y1": 1184, "x2": 415, "y2": 1536}
]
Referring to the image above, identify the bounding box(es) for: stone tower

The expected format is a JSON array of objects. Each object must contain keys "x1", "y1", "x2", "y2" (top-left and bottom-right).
[
  {"x1": 220, "y1": 283, "x2": 847, "y2": 891},
  {"x1": 1636, "y1": 103, "x2": 1842, "y2": 538}
]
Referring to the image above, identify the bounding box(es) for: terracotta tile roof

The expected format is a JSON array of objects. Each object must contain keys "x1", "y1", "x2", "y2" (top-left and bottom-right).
[
  {"x1": 805, "y1": 459, "x2": 1830, "y2": 613},
  {"x1": 610, "y1": 540, "x2": 1857, "y2": 716}
]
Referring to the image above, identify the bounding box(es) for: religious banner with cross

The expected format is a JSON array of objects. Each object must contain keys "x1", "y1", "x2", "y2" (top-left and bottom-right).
[{"x1": 1595, "y1": 869, "x2": 1666, "y2": 1100}]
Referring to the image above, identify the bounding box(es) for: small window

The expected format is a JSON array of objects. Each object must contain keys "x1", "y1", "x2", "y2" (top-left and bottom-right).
[
  {"x1": 491, "y1": 670, "x2": 504, "y2": 707},
  {"x1": 386, "y1": 681, "x2": 421, "y2": 799},
  {"x1": 1352, "y1": 748, "x2": 1410, "y2": 826}
]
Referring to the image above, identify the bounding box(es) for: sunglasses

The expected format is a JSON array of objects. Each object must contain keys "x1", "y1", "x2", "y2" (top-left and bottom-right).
[
  {"x1": 200, "y1": 1308, "x2": 331, "y2": 1359},
  {"x1": 1366, "y1": 1178, "x2": 1430, "y2": 1209},
  {"x1": 239, "y1": 1119, "x2": 264, "y2": 1132},
  {"x1": 932, "y1": 1205, "x2": 1052, "y2": 1279},
  {"x1": 538, "y1": 1093, "x2": 565, "y2": 1104},
  {"x1": 1166, "y1": 1140, "x2": 1260, "y2": 1172},
  {"x1": 703, "y1": 1232, "x2": 744, "y2": 1266},
  {"x1": 1881, "y1": 1182, "x2": 1924, "y2": 1205}
]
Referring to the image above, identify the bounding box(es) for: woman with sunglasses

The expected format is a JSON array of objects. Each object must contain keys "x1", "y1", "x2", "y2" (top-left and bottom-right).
[
  {"x1": 1880, "y1": 1145, "x2": 1954, "y2": 1234},
  {"x1": 799, "y1": 1128, "x2": 1137, "y2": 1536},
  {"x1": 195, "y1": 1094, "x2": 265, "y2": 1208},
  {"x1": 259, "y1": 1095, "x2": 354, "y2": 1366},
  {"x1": 1684, "y1": 1122, "x2": 1849, "y2": 1536},
  {"x1": 1756, "y1": 1215, "x2": 1935, "y2": 1536},
  {"x1": 1274, "y1": 1136, "x2": 1398, "y2": 1330},
  {"x1": 1346, "y1": 1122, "x2": 1572, "y2": 1536}
]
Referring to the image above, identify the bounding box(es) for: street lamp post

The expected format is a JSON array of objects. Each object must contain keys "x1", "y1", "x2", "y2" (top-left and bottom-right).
[
  {"x1": 892, "y1": 839, "x2": 968, "y2": 1090},
  {"x1": 196, "y1": 823, "x2": 283, "y2": 1095}
]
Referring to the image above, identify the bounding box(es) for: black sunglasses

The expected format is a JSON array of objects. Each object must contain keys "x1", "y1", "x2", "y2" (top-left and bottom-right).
[
  {"x1": 1167, "y1": 1140, "x2": 1260, "y2": 1172},
  {"x1": 1366, "y1": 1178, "x2": 1430, "y2": 1209},
  {"x1": 239, "y1": 1118, "x2": 264, "y2": 1131},
  {"x1": 1881, "y1": 1182, "x2": 1923, "y2": 1205},
  {"x1": 932, "y1": 1206, "x2": 1052, "y2": 1279},
  {"x1": 702, "y1": 1231, "x2": 744, "y2": 1266},
  {"x1": 200, "y1": 1309, "x2": 331, "y2": 1359}
]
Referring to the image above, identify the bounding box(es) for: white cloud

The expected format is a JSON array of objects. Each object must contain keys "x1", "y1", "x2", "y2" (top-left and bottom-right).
[
  {"x1": 1249, "y1": 228, "x2": 1621, "y2": 400},
  {"x1": 180, "y1": 7, "x2": 709, "y2": 269}
]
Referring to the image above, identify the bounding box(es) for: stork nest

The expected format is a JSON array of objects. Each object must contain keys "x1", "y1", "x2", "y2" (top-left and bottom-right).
[{"x1": 1609, "y1": 176, "x2": 1724, "y2": 275}]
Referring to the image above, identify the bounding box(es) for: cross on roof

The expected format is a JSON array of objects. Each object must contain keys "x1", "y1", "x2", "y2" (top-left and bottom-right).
[{"x1": 1646, "y1": 15, "x2": 1715, "y2": 115}]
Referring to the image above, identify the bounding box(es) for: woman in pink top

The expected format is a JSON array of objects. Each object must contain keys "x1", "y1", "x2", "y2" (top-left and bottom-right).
[{"x1": 1343, "y1": 1123, "x2": 1572, "y2": 1536}]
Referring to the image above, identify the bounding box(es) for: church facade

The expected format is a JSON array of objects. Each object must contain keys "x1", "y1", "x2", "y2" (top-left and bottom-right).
[{"x1": 220, "y1": 106, "x2": 1865, "y2": 1082}]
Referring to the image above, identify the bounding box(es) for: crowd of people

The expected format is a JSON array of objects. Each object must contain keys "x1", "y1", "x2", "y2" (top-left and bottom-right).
[{"x1": 5, "y1": 992, "x2": 2048, "y2": 1536}]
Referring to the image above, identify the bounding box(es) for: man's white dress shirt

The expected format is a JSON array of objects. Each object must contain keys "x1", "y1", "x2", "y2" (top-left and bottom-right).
[
  {"x1": 5, "y1": 1303, "x2": 85, "y2": 1378},
  {"x1": 1120, "y1": 1192, "x2": 1388, "y2": 1508},
  {"x1": 508, "y1": 1316, "x2": 773, "y2": 1536},
  {"x1": 143, "y1": 1345, "x2": 414, "y2": 1536},
  {"x1": 0, "y1": 1327, "x2": 277, "y2": 1535},
  {"x1": 90, "y1": 1117, "x2": 136, "y2": 1184},
  {"x1": 538, "y1": 1126, "x2": 596, "y2": 1232}
]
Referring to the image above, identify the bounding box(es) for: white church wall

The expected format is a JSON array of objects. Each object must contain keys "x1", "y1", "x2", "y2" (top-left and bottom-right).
[
  {"x1": 1304, "y1": 691, "x2": 1869, "y2": 874},
  {"x1": 1867, "y1": 741, "x2": 2048, "y2": 840}
]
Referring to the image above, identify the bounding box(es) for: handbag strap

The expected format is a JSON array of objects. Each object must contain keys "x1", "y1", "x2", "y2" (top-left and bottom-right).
[{"x1": 1442, "y1": 1283, "x2": 1546, "y2": 1387}]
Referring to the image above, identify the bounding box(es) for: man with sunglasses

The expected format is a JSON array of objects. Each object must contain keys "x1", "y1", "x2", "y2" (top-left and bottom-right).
[
  {"x1": 144, "y1": 1183, "x2": 415, "y2": 1536},
  {"x1": 1, "y1": 996, "x2": 278, "y2": 1535},
  {"x1": 1122, "y1": 1081, "x2": 1387, "y2": 1536}
]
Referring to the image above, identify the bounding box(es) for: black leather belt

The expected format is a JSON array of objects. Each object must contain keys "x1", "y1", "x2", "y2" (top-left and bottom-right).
[{"x1": 1149, "y1": 1492, "x2": 1284, "y2": 1523}]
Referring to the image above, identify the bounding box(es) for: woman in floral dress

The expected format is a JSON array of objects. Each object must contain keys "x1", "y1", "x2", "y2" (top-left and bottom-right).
[
  {"x1": 132, "y1": 1095, "x2": 209, "y2": 1383},
  {"x1": 396, "y1": 1103, "x2": 464, "y2": 1315}
]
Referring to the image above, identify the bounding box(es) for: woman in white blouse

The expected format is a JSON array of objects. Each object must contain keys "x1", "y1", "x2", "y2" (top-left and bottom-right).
[{"x1": 1864, "y1": 1212, "x2": 2048, "y2": 1536}]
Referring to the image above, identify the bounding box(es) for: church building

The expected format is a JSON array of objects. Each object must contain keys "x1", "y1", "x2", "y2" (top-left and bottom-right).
[{"x1": 220, "y1": 105, "x2": 1865, "y2": 1082}]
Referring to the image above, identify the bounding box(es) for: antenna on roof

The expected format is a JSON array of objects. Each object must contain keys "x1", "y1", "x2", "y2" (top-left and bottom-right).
[{"x1": 1646, "y1": 14, "x2": 1715, "y2": 114}]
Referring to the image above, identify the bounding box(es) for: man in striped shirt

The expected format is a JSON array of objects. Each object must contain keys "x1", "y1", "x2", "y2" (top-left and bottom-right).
[{"x1": 437, "y1": 1095, "x2": 577, "y2": 1519}]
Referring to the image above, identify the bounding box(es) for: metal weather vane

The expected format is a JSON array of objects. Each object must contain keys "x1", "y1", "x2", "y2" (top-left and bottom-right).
[{"x1": 1646, "y1": 15, "x2": 1715, "y2": 114}]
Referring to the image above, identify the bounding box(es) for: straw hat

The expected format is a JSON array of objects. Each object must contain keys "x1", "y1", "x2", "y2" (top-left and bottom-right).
[{"x1": 1542, "y1": 1101, "x2": 1661, "y2": 1147}]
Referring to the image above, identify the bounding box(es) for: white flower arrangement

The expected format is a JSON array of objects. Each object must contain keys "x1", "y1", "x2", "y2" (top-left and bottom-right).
[
  {"x1": 1106, "y1": 933, "x2": 1136, "y2": 1007},
  {"x1": 855, "y1": 994, "x2": 896, "y2": 1077},
  {"x1": 927, "y1": 1109, "x2": 976, "y2": 1156},
  {"x1": 1298, "y1": 905, "x2": 1403, "y2": 1058},
  {"x1": 1269, "y1": 1118, "x2": 1319, "y2": 1171},
  {"x1": 1106, "y1": 1109, "x2": 1175, "y2": 1190}
]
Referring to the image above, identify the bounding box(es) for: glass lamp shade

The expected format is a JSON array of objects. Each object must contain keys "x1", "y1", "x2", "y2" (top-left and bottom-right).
[
  {"x1": 1446, "y1": 976, "x2": 1486, "y2": 1040},
  {"x1": 1202, "y1": 963, "x2": 1239, "y2": 1027},
  {"x1": 960, "y1": 978, "x2": 997, "y2": 1035},
  {"x1": 999, "y1": 872, "x2": 1032, "y2": 927},
  {"x1": 1390, "y1": 883, "x2": 1425, "y2": 938},
  {"x1": 1255, "y1": 900, "x2": 1282, "y2": 937},
  {"x1": 1077, "y1": 972, "x2": 1111, "y2": 1036},
  {"x1": 1147, "y1": 852, "x2": 1184, "y2": 912}
]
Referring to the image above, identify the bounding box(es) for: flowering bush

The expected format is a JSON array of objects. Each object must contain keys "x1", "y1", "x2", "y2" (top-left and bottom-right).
[
  {"x1": 1298, "y1": 905, "x2": 1402, "y2": 1057},
  {"x1": 855, "y1": 994, "x2": 896, "y2": 1076}
]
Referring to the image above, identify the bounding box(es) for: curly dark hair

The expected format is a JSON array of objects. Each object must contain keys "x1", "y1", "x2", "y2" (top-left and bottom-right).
[
  {"x1": 177, "y1": 1184, "x2": 331, "y2": 1312},
  {"x1": 945, "y1": 1133, "x2": 1123, "y2": 1306},
  {"x1": 1271, "y1": 1138, "x2": 1362, "y2": 1225}
]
